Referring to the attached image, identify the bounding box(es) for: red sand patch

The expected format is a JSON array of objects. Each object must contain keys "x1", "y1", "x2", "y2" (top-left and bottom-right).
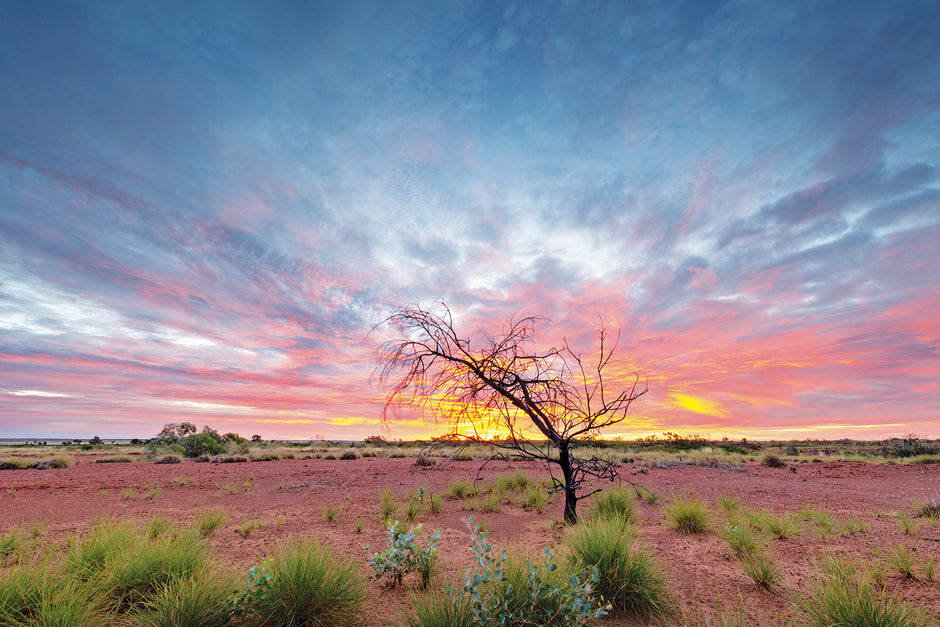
[{"x1": 2, "y1": 457, "x2": 939, "y2": 625}]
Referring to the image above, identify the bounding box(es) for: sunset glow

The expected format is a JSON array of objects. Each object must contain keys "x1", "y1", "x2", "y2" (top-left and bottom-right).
[{"x1": 1, "y1": 3, "x2": 938, "y2": 441}]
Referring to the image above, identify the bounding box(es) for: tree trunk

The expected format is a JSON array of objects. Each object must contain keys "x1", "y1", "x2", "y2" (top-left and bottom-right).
[{"x1": 558, "y1": 443, "x2": 578, "y2": 524}]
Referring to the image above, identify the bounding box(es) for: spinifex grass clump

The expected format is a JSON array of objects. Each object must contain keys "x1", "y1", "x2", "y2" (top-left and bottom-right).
[
  {"x1": 137, "y1": 573, "x2": 237, "y2": 627},
  {"x1": 399, "y1": 591, "x2": 475, "y2": 627},
  {"x1": 664, "y1": 496, "x2": 711, "y2": 534},
  {"x1": 65, "y1": 520, "x2": 137, "y2": 581},
  {"x1": 792, "y1": 567, "x2": 928, "y2": 626},
  {"x1": 740, "y1": 552, "x2": 781, "y2": 590},
  {"x1": 240, "y1": 540, "x2": 366, "y2": 626},
  {"x1": 720, "y1": 522, "x2": 766, "y2": 558},
  {"x1": 0, "y1": 563, "x2": 103, "y2": 626},
  {"x1": 195, "y1": 507, "x2": 228, "y2": 537},
  {"x1": 105, "y1": 531, "x2": 208, "y2": 609},
  {"x1": 591, "y1": 487, "x2": 637, "y2": 524},
  {"x1": 566, "y1": 518, "x2": 670, "y2": 619}
]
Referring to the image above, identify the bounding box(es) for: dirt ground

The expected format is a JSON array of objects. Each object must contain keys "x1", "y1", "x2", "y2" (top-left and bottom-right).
[{"x1": 1, "y1": 455, "x2": 939, "y2": 625}]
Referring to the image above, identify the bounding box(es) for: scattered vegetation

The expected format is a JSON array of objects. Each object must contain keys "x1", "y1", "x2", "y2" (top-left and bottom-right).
[{"x1": 368, "y1": 520, "x2": 440, "y2": 589}]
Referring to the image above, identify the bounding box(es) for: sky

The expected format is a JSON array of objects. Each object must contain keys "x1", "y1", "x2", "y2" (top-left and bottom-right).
[{"x1": 1, "y1": 1, "x2": 938, "y2": 442}]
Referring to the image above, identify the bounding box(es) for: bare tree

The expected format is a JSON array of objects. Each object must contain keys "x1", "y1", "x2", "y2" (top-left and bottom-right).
[{"x1": 377, "y1": 303, "x2": 647, "y2": 524}]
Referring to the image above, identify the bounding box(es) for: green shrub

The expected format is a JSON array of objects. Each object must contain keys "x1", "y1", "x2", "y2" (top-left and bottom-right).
[
  {"x1": 405, "y1": 487, "x2": 427, "y2": 522},
  {"x1": 368, "y1": 521, "x2": 440, "y2": 589},
  {"x1": 591, "y1": 487, "x2": 636, "y2": 524},
  {"x1": 137, "y1": 573, "x2": 237, "y2": 627},
  {"x1": 664, "y1": 496, "x2": 711, "y2": 534},
  {"x1": 243, "y1": 540, "x2": 366, "y2": 626},
  {"x1": 567, "y1": 518, "x2": 670, "y2": 619},
  {"x1": 461, "y1": 519, "x2": 607, "y2": 626}
]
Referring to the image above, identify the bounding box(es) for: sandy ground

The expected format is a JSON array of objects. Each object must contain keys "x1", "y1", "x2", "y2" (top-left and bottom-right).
[{"x1": 1, "y1": 455, "x2": 939, "y2": 625}]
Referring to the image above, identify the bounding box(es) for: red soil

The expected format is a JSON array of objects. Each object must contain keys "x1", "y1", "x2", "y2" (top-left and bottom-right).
[{"x1": 1, "y1": 456, "x2": 939, "y2": 625}]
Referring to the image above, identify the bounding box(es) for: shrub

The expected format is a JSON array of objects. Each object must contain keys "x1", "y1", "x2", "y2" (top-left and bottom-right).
[
  {"x1": 916, "y1": 499, "x2": 940, "y2": 519},
  {"x1": 95, "y1": 456, "x2": 132, "y2": 464},
  {"x1": 664, "y1": 496, "x2": 711, "y2": 534},
  {"x1": 0, "y1": 460, "x2": 24, "y2": 470},
  {"x1": 368, "y1": 521, "x2": 440, "y2": 589},
  {"x1": 414, "y1": 455, "x2": 435, "y2": 467},
  {"x1": 591, "y1": 487, "x2": 636, "y2": 524},
  {"x1": 243, "y1": 539, "x2": 366, "y2": 626},
  {"x1": 27, "y1": 456, "x2": 71, "y2": 469},
  {"x1": 154, "y1": 455, "x2": 181, "y2": 465},
  {"x1": 405, "y1": 487, "x2": 427, "y2": 522},
  {"x1": 339, "y1": 450, "x2": 358, "y2": 460},
  {"x1": 761, "y1": 453, "x2": 787, "y2": 468},
  {"x1": 137, "y1": 573, "x2": 237, "y2": 627},
  {"x1": 566, "y1": 518, "x2": 669, "y2": 619},
  {"x1": 462, "y1": 519, "x2": 607, "y2": 626}
]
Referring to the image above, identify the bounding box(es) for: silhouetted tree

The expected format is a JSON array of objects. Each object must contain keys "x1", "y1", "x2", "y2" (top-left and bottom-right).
[{"x1": 378, "y1": 303, "x2": 647, "y2": 524}]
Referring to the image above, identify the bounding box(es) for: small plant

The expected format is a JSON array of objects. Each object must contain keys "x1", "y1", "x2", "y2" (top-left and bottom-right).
[
  {"x1": 892, "y1": 510, "x2": 916, "y2": 535},
  {"x1": 0, "y1": 531, "x2": 21, "y2": 560},
  {"x1": 720, "y1": 496, "x2": 742, "y2": 517},
  {"x1": 170, "y1": 476, "x2": 189, "y2": 486},
  {"x1": 522, "y1": 486, "x2": 549, "y2": 513},
  {"x1": 756, "y1": 511, "x2": 801, "y2": 540},
  {"x1": 368, "y1": 520, "x2": 440, "y2": 588},
  {"x1": 886, "y1": 544, "x2": 918, "y2": 579},
  {"x1": 399, "y1": 590, "x2": 475, "y2": 627},
  {"x1": 323, "y1": 503, "x2": 342, "y2": 522},
  {"x1": 637, "y1": 487, "x2": 661, "y2": 505},
  {"x1": 339, "y1": 450, "x2": 358, "y2": 460},
  {"x1": 405, "y1": 487, "x2": 427, "y2": 522},
  {"x1": 196, "y1": 508, "x2": 228, "y2": 536},
  {"x1": 29, "y1": 522, "x2": 45, "y2": 538},
  {"x1": 429, "y1": 493, "x2": 444, "y2": 515},
  {"x1": 123, "y1": 488, "x2": 136, "y2": 500},
  {"x1": 761, "y1": 453, "x2": 787, "y2": 468},
  {"x1": 106, "y1": 531, "x2": 208, "y2": 609},
  {"x1": 664, "y1": 496, "x2": 710, "y2": 534},
  {"x1": 154, "y1": 455, "x2": 181, "y2": 464},
  {"x1": 146, "y1": 485, "x2": 162, "y2": 501},
  {"x1": 235, "y1": 519, "x2": 262, "y2": 537},
  {"x1": 379, "y1": 487, "x2": 398, "y2": 521},
  {"x1": 798, "y1": 507, "x2": 835, "y2": 537},
  {"x1": 916, "y1": 498, "x2": 940, "y2": 519},
  {"x1": 414, "y1": 454, "x2": 436, "y2": 467},
  {"x1": 840, "y1": 518, "x2": 869, "y2": 536},
  {"x1": 446, "y1": 479, "x2": 477, "y2": 499},
  {"x1": 591, "y1": 487, "x2": 636, "y2": 524},
  {"x1": 720, "y1": 523, "x2": 765, "y2": 558},
  {"x1": 740, "y1": 552, "x2": 780, "y2": 590},
  {"x1": 353, "y1": 519, "x2": 366, "y2": 534},
  {"x1": 480, "y1": 491, "x2": 502, "y2": 513}
]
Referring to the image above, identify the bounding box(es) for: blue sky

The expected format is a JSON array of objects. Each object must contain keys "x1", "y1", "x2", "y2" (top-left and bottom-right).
[{"x1": 1, "y1": 1, "x2": 938, "y2": 440}]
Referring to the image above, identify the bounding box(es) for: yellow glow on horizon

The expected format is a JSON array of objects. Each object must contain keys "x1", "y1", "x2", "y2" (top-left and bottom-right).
[{"x1": 669, "y1": 392, "x2": 729, "y2": 418}]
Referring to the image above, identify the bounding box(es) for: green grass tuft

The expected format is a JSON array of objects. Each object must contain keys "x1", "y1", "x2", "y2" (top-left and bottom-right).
[
  {"x1": 664, "y1": 496, "x2": 711, "y2": 534},
  {"x1": 195, "y1": 508, "x2": 228, "y2": 537},
  {"x1": 591, "y1": 487, "x2": 637, "y2": 524},
  {"x1": 137, "y1": 573, "x2": 237, "y2": 627},
  {"x1": 567, "y1": 518, "x2": 670, "y2": 619},
  {"x1": 245, "y1": 539, "x2": 366, "y2": 626},
  {"x1": 398, "y1": 591, "x2": 474, "y2": 627}
]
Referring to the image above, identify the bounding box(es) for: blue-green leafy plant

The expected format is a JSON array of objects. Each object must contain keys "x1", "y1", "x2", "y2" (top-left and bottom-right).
[
  {"x1": 458, "y1": 518, "x2": 608, "y2": 626},
  {"x1": 368, "y1": 520, "x2": 441, "y2": 588}
]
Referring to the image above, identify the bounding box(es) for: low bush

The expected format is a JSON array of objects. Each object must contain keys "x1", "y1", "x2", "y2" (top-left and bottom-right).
[
  {"x1": 761, "y1": 453, "x2": 787, "y2": 468},
  {"x1": 340, "y1": 450, "x2": 358, "y2": 460},
  {"x1": 567, "y1": 518, "x2": 670, "y2": 619},
  {"x1": 0, "y1": 460, "x2": 24, "y2": 470},
  {"x1": 154, "y1": 455, "x2": 181, "y2": 465},
  {"x1": 414, "y1": 455, "x2": 435, "y2": 467},
  {"x1": 368, "y1": 521, "x2": 440, "y2": 589},
  {"x1": 105, "y1": 531, "x2": 208, "y2": 609},
  {"x1": 94, "y1": 456, "x2": 132, "y2": 463}
]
